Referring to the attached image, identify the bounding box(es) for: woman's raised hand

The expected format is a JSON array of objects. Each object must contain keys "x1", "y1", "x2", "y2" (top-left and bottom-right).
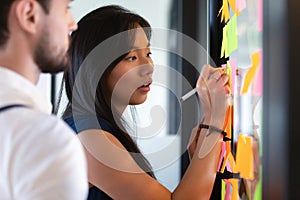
[{"x1": 196, "y1": 64, "x2": 231, "y2": 128}]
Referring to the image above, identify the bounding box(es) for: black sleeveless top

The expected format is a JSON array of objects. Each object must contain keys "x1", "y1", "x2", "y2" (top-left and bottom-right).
[
  {"x1": 64, "y1": 116, "x2": 114, "y2": 200},
  {"x1": 65, "y1": 115, "x2": 155, "y2": 199}
]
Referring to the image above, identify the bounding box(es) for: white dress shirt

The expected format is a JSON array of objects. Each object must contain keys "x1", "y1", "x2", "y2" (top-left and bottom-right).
[{"x1": 0, "y1": 67, "x2": 88, "y2": 200}]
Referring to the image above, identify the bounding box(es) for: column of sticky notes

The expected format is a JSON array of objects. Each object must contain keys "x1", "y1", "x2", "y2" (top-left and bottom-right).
[{"x1": 217, "y1": 0, "x2": 263, "y2": 199}]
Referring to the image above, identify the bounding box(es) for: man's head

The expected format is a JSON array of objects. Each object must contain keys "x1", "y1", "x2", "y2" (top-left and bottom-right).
[
  {"x1": 0, "y1": 0, "x2": 77, "y2": 74},
  {"x1": 0, "y1": 0, "x2": 50, "y2": 47}
]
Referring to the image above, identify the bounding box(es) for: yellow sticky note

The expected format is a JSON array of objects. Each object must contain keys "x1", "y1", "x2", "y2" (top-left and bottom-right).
[
  {"x1": 220, "y1": 25, "x2": 228, "y2": 58},
  {"x1": 235, "y1": 134, "x2": 254, "y2": 180},
  {"x1": 220, "y1": 15, "x2": 238, "y2": 58},
  {"x1": 223, "y1": 62, "x2": 232, "y2": 89},
  {"x1": 221, "y1": 180, "x2": 227, "y2": 199},
  {"x1": 218, "y1": 0, "x2": 231, "y2": 23},
  {"x1": 227, "y1": 15, "x2": 238, "y2": 56}
]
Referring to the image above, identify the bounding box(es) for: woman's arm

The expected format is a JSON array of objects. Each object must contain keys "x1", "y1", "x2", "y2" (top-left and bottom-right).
[
  {"x1": 79, "y1": 127, "x2": 223, "y2": 200},
  {"x1": 179, "y1": 64, "x2": 230, "y2": 199},
  {"x1": 174, "y1": 129, "x2": 224, "y2": 200},
  {"x1": 78, "y1": 64, "x2": 230, "y2": 199},
  {"x1": 78, "y1": 129, "x2": 171, "y2": 200}
]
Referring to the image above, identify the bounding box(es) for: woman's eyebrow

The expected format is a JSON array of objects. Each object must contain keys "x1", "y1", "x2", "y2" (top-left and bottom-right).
[{"x1": 132, "y1": 43, "x2": 151, "y2": 49}]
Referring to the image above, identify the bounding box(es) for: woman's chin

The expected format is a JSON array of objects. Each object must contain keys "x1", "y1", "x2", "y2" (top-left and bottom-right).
[{"x1": 129, "y1": 96, "x2": 148, "y2": 105}]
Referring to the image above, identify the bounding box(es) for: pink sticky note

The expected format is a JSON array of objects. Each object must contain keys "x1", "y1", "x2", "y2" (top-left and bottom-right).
[
  {"x1": 217, "y1": 141, "x2": 227, "y2": 171},
  {"x1": 226, "y1": 158, "x2": 233, "y2": 172},
  {"x1": 225, "y1": 180, "x2": 231, "y2": 200},
  {"x1": 257, "y1": 0, "x2": 263, "y2": 31},
  {"x1": 252, "y1": 49, "x2": 263, "y2": 96},
  {"x1": 236, "y1": 0, "x2": 246, "y2": 14},
  {"x1": 229, "y1": 59, "x2": 236, "y2": 92}
]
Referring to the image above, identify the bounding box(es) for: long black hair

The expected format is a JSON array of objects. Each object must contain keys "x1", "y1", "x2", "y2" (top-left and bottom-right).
[{"x1": 58, "y1": 5, "x2": 155, "y2": 177}]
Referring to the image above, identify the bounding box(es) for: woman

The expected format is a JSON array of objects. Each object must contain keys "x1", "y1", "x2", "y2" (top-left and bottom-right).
[{"x1": 59, "y1": 5, "x2": 230, "y2": 199}]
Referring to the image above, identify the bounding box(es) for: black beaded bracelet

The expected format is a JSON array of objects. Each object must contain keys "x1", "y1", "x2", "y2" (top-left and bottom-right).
[{"x1": 199, "y1": 124, "x2": 227, "y2": 137}]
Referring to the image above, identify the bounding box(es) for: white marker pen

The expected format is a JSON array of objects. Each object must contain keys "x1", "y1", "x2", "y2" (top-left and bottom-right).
[
  {"x1": 180, "y1": 88, "x2": 233, "y2": 105},
  {"x1": 180, "y1": 88, "x2": 197, "y2": 102}
]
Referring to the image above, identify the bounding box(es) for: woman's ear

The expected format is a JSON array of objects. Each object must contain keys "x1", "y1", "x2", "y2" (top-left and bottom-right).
[{"x1": 14, "y1": 0, "x2": 43, "y2": 35}]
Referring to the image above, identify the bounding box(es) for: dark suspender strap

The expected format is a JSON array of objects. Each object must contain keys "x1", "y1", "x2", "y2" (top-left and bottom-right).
[{"x1": 0, "y1": 104, "x2": 26, "y2": 113}]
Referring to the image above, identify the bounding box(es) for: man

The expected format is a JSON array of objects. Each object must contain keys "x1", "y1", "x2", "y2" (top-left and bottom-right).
[{"x1": 0, "y1": 0, "x2": 88, "y2": 199}]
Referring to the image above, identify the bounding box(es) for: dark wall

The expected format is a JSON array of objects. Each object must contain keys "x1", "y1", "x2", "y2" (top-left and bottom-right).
[{"x1": 263, "y1": 0, "x2": 300, "y2": 199}]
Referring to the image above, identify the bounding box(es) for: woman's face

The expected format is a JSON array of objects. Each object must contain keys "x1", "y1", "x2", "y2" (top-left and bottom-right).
[{"x1": 108, "y1": 26, "x2": 154, "y2": 108}]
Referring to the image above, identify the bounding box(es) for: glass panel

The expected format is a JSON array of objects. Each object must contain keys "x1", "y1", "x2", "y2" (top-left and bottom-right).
[{"x1": 213, "y1": 0, "x2": 263, "y2": 199}]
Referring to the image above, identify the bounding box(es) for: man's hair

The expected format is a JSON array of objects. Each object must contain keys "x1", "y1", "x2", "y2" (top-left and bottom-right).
[{"x1": 0, "y1": 0, "x2": 51, "y2": 47}]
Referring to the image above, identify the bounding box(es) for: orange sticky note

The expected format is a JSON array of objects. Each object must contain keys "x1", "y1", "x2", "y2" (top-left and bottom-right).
[
  {"x1": 228, "y1": 0, "x2": 236, "y2": 11},
  {"x1": 223, "y1": 105, "x2": 233, "y2": 139},
  {"x1": 235, "y1": 134, "x2": 254, "y2": 180},
  {"x1": 241, "y1": 52, "x2": 260, "y2": 94},
  {"x1": 228, "y1": 179, "x2": 239, "y2": 200}
]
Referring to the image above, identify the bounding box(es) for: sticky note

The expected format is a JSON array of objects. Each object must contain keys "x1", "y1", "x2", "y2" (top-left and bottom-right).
[
  {"x1": 219, "y1": 0, "x2": 231, "y2": 23},
  {"x1": 236, "y1": 0, "x2": 246, "y2": 14},
  {"x1": 241, "y1": 52, "x2": 260, "y2": 94},
  {"x1": 221, "y1": 15, "x2": 238, "y2": 58},
  {"x1": 235, "y1": 133, "x2": 254, "y2": 180},
  {"x1": 257, "y1": 0, "x2": 263, "y2": 31},
  {"x1": 228, "y1": 179, "x2": 239, "y2": 200},
  {"x1": 252, "y1": 49, "x2": 263, "y2": 96}
]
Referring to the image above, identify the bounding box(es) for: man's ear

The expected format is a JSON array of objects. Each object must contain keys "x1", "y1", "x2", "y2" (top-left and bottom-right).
[{"x1": 14, "y1": 0, "x2": 43, "y2": 35}]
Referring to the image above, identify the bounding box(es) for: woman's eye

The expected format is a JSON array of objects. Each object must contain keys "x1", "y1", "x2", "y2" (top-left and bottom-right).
[
  {"x1": 147, "y1": 52, "x2": 152, "y2": 57},
  {"x1": 126, "y1": 56, "x2": 137, "y2": 61}
]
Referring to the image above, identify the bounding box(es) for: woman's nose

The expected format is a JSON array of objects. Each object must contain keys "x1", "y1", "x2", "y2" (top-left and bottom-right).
[
  {"x1": 139, "y1": 58, "x2": 154, "y2": 76},
  {"x1": 139, "y1": 63, "x2": 154, "y2": 76}
]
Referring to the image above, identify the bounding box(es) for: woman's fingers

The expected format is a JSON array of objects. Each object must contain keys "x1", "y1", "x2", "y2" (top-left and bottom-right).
[
  {"x1": 196, "y1": 65, "x2": 231, "y2": 122},
  {"x1": 199, "y1": 64, "x2": 216, "y2": 80},
  {"x1": 219, "y1": 73, "x2": 229, "y2": 86}
]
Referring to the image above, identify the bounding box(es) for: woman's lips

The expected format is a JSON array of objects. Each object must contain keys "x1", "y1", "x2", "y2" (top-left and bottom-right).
[{"x1": 138, "y1": 82, "x2": 152, "y2": 92}]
